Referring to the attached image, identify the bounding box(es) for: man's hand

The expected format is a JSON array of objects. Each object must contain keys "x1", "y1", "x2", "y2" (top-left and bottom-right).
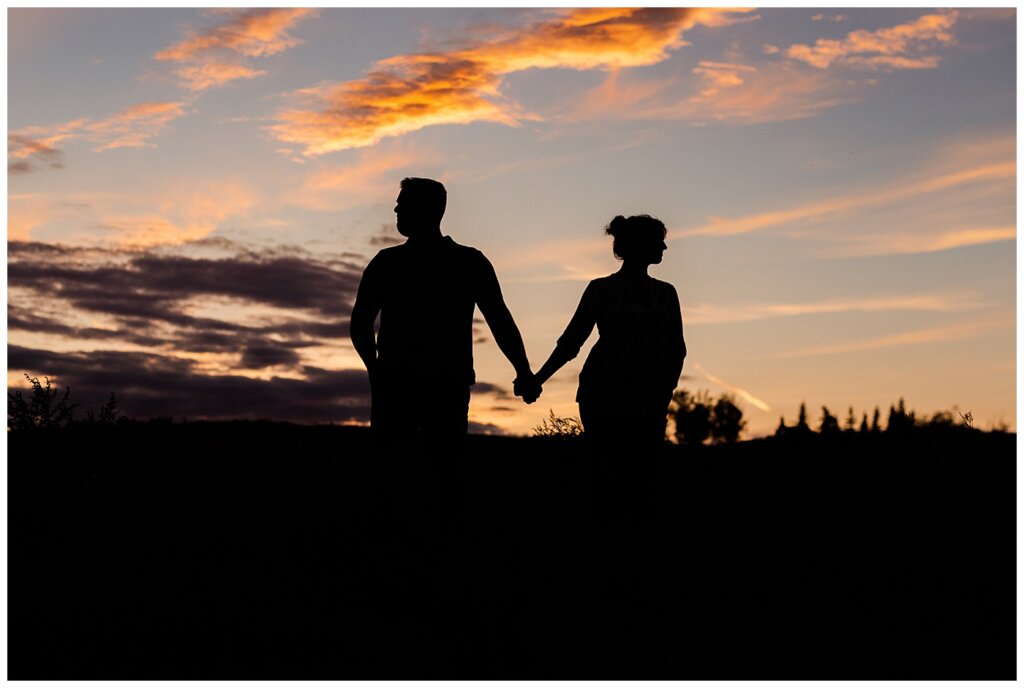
[{"x1": 514, "y1": 373, "x2": 542, "y2": 404}]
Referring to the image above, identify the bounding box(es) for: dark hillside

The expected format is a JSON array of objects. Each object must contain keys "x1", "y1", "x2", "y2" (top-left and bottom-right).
[{"x1": 10, "y1": 423, "x2": 1015, "y2": 679}]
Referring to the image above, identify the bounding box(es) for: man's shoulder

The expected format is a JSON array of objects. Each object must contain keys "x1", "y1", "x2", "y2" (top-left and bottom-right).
[
  {"x1": 365, "y1": 243, "x2": 412, "y2": 271},
  {"x1": 372, "y1": 243, "x2": 407, "y2": 259},
  {"x1": 443, "y1": 237, "x2": 491, "y2": 266}
]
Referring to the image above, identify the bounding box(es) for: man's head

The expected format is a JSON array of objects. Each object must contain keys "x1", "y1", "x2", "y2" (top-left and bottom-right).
[{"x1": 395, "y1": 177, "x2": 447, "y2": 238}]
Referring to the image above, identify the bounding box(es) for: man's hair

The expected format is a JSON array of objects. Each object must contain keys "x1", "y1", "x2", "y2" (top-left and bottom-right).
[{"x1": 400, "y1": 177, "x2": 447, "y2": 221}]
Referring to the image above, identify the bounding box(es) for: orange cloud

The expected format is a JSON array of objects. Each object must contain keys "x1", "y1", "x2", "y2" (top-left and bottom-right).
[
  {"x1": 787, "y1": 11, "x2": 958, "y2": 69},
  {"x1": 270, "y1": 8, "x2": 754, "y2": 155},
  {"x1": 154, "y1": 8, "x2": 316, "y2": 91},
  {"x1": 155, "y1": 8, "x2": 314, "y2": 60},
  {"x1": 93, "y1": 215, "x2": 215, "y2": 248},
  {"x1": 172, "y1": 62, "x2": 267, "y2": 91},
  {"x1": 9, "y1": 101, "x2": 189, "y2": 167},
  {"x1": 692, "y1": 60, "x2": 756, "y2": 97},
  {"x1": 11, "y1": 181, "x2": 259, "y2": 248},
  {"x1": 85, "y1": 101, "x2": 191, "y2": 151}
]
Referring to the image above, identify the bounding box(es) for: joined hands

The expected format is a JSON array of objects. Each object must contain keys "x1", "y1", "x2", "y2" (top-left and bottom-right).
[{"x1": 514, "y1": 373, "x2": 543, "y2": 404}]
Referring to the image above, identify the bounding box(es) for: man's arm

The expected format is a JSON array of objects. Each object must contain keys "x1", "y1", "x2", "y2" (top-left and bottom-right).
[
  {"x1": 350, "y1": 258, "x2": 382, "y2": 376},
  {"x1": 474, "y1": 254, "x2": 535, "y2": 392}
]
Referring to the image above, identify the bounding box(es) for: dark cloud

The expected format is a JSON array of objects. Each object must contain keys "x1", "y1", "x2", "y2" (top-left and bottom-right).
[
  {"x1": 8, "y1": 240, "x2": 363, "y2": 370},
  {"x1": 467, "y1": 420, "x2": 508, "y2": 435},
  {"x1": 240, "y1": 343, "x2": 302, "y2": 369},
  {"x1": 472, "y1": 316, "x2": 489, "y2": 344},
  {"x1": 8, "y1": 134, "x2": 64, "y2": 174},
  {"x1": 9, "y1": 240, "x2": 363, "y2": 317},
  {"x1": 472, "y1": 381, "x2": 514, "y2": 400},
  {"x1": 369, "y1": 223, "x2": 403, "y2": 247},
  {"x1": 8, "y1": 344, "x2": 371, "y2": 424},
  {"x1": 7, "y1": 304, "x2": 167, "y2": 348}
]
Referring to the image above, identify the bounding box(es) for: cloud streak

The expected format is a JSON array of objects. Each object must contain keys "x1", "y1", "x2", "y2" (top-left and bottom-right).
[
  {"x1": 8, "y1": 101, "x2": 190, "y2": 171},
  {"x1": 561, "y1": 54, "x2": 853, "y2": 127},
  {"x1": 778, "y1": 317, "x2": 1011, "y2": 358},
  {"x1": 154, "y1": 8, "x2": 316, "y2": 91},
  {"x1": 787, "y1": 11, "x2": 958, "y2": 70},
  {"x1": 829, "y1": 226, "x2": 1016, "y2": 257},
  {"x1": 685, "y1": 292, "x2": 986, "y2": 325},
  {"x1": 691, "y1": 362, "x2": 772, "y2": 412},
  {"x1": 678, "y1": 160, "x2": 1015, "y2": 239},
  {"x1": 270, "y1": 8, "x2": 754, "y2": 155}
]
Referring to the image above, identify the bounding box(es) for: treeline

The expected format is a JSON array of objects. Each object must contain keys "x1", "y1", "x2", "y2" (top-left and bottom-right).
[
  {"x1": 671, "y1": 389, "x2": 999, "y2": 445},
  {"x1": 6, "y1": 373, "x2": 1007, "y2": 444}
]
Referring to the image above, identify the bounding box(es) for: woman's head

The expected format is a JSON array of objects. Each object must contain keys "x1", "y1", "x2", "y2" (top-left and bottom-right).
[{"x1": 605, "y1": 214, "x2": 668, "y2": 264}]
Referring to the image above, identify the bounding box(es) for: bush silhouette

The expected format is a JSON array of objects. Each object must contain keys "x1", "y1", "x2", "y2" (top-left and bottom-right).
[
  {"x1": 671, "y1": 389, "x2": 713, "y2": 445},
  {"x1": 533, "y1": 409, "x2": 584, "y2": 438},
  {"x1": 710, "y1": 394, "x2": 745, "y2": 444}
]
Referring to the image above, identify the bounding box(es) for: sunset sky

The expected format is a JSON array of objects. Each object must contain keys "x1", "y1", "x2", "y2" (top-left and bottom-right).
[{"x1": 7, "y1": 7, "x2": 1017, "y2": 436}]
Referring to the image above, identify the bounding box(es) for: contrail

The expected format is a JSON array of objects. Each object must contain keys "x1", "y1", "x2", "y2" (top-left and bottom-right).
[{"x1": 692, "y1": 362, "x2": 772, "y2": 413}]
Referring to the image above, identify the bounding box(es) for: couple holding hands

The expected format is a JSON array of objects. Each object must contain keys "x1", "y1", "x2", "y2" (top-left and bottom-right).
[{"x1": 351, "y1": 177, "x2": 686, "y2": 454}]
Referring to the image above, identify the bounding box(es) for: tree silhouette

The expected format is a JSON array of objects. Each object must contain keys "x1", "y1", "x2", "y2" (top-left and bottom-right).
[
  {"x1": 887, "y1": 398, "x2": 915, "y2": 433},
  {"x1": 859, "y1": 413, "x2": 869, "y2": 433},
  {"x1": 871, "y1": 406, "x2": 881, "y2": 433},
  {"x1": 819, "y1": 406, "x2": 840, "y2": 435},
  {"x1": 85, "y1": 393, "x2": 121, "y2": 426},
  {"x1": 926, "y1": 410, "x2": 955, "y2": 429},
  {"x1": 845, "y1": 406, "x2": 857, "y2": 432},
  {"x1": 7, "y1": 373, "x2": 79, "y2": 431},
  {"x1": 793, "y1": 402, "x2": 811, "y2": 435},
  {"x1": 671, "y1": 389, "x2": 713, "y2": 445},
  {"x1": 710, "y1": 394, "x2": 745, "y2": 444}
]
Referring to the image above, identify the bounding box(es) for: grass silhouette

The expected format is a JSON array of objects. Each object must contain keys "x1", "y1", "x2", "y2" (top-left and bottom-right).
[{"x1": 9, "y1": 419, "x2": 1015, "y2": 679}]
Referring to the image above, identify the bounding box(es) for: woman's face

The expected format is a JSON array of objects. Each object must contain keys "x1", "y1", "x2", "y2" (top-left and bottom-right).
[{"x1": 639, "y1": 235, "x2": 668, "y2": 265}]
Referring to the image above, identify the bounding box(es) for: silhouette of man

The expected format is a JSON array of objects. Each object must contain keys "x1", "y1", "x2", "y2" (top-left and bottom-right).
[{"x1": 350, "y1": 178, "x2": 540, "y2": 453}]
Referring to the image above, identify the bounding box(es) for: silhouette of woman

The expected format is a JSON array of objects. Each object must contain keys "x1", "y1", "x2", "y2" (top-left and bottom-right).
[{"x1": 534, "y1": 215, "x2": 686, "y2": 448}]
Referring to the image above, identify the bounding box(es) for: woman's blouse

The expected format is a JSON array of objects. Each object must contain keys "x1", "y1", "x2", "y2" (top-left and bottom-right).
[{"x1": 554, "y1": 272, "x2": 686, "y2": 415}]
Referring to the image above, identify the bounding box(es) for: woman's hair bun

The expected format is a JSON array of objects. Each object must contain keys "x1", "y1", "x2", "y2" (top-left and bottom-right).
[{"x1": 605, "y1": 215, "x2": 627, "y2": 237}]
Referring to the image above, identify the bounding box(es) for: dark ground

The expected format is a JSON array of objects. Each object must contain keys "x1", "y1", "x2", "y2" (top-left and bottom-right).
[{"x1": 10, "y1": 422, "x2": 1016, "y2": 679}]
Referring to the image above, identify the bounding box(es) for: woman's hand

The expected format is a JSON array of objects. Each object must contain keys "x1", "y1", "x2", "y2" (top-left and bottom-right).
[{"x1": 514, "y1": 373, "x2": 543, "y2": 404}]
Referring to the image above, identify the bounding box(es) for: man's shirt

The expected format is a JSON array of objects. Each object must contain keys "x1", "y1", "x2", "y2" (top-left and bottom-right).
[{"x1": 357, "y1": 235, "x2": 502, "y2": 387}]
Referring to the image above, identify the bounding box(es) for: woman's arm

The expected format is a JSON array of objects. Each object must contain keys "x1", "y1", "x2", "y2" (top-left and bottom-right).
[
  {"x1": 535, "y1": 283, "x2": 598, "y2": 386},
  {"x1": 663, "y1": 285, "x2": 687, "y2": 399}
]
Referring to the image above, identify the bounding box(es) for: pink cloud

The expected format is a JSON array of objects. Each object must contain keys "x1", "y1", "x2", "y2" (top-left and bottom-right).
[{"x1": 787, "y1": 11, "x2": 958, "y2": 70}]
